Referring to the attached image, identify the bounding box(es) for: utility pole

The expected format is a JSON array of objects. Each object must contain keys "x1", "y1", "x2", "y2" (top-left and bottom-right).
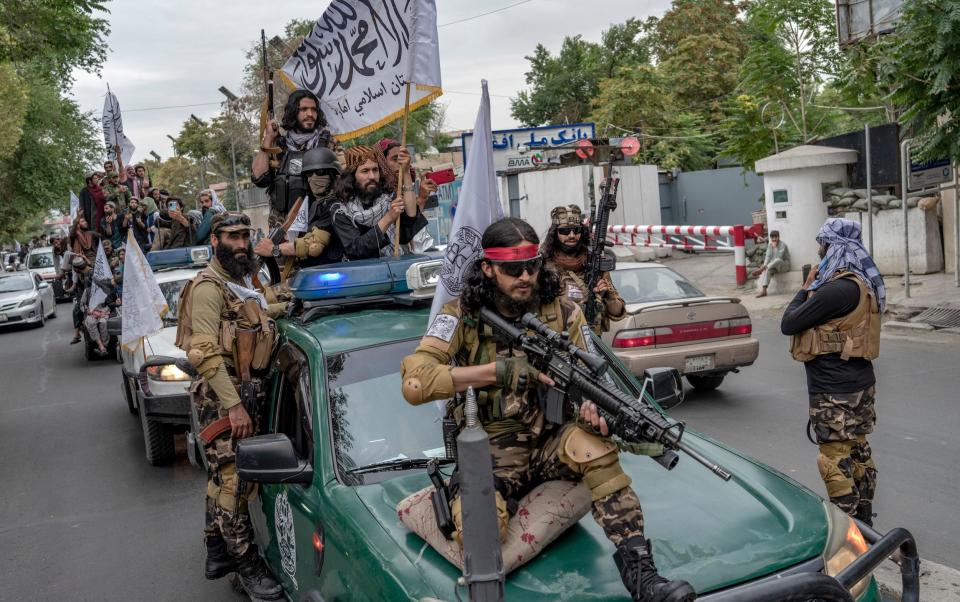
[
  {"x1": 218, "y1": 86, "x2": 242, "y2": 212},
  {"x1": 190, "y1": 114, "x2": 207, "y2": 191}
]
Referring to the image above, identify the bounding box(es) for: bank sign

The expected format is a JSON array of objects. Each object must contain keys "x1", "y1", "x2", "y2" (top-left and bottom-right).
[{"x1": 461, "y1": 122, "x2": 595, "y2": 173}]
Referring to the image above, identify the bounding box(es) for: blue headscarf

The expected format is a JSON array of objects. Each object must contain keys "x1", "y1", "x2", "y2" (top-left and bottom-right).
[{"x1": 809, "y1": 218, "x2": 886, "y2": 312}]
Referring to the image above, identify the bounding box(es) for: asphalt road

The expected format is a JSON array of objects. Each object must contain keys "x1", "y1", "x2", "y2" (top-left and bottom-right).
[
  {"x1": 0, "y1": 307, "x2": 956, "y2": 600},
  {"x1": 669, "y1": 315, "x2": 960, "y2": 568}
]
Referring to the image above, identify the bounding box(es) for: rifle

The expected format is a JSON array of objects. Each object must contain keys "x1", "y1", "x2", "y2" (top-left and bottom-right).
[
  {"x1": 479, "y1": 307, "x2": 732, "y2": 481},
  {"x1": 260, "y1": 29, "x2": 280, "y2": 170},
  {"x1": 232, "y1": 303, "x2": 261, "y2": 522},
  {"x1": 257, "y1": 195, "x2": 303, "y2": 285},
  {"x1": 583, "y1": 166, "x2": 619, "y2": 328}
]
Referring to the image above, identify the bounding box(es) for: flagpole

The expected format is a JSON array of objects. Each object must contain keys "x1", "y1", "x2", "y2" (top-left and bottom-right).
[{"x1": 394, "y1": 81, "x2": 412, "y2": 257}]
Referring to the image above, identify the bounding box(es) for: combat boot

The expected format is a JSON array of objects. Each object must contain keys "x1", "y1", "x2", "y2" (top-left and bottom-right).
[
  {"x1": 204, "y1": 535, "x2": 235, "y2": 580},
  {"x1": 855, "y1": 502, "x2": 874, "y2": 527},
  {"x1": 236, "y1": 548, "x2": 283, "y2": 600},
  {"x1": 614, "y1": 536, "x2": 697, "y2": 602}
]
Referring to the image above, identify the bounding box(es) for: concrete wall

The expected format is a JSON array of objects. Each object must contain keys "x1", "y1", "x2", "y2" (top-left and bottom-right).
[
  {"x1": 763, "y1": 164, "x2": 848, "y2": 269},
  {"x1": 508, "y1": 165, "x2": 660, "y2": 238},
  {"x1": 844, "y1": 207, "x2": 944, "y2": 275},
  {"x1": 666, "y1": 167, "x2": 765, "y2": 226},
  {"x1": 943, "y1": 189, "x2": 958, "y2": 276}
]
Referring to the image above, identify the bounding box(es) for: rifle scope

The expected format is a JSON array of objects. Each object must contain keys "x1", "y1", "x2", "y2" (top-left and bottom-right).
[{"x1": 519, "y1": 313, "x2": 608, "y2": 376}]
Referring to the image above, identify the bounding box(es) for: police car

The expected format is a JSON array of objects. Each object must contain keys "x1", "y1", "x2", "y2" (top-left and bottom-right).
[
  {"x1": 117, "y1": 246, "x2": 211, "y2": 465},
  {"x1": 217, "y1": 257, "x2": 918, "y2": 602}
]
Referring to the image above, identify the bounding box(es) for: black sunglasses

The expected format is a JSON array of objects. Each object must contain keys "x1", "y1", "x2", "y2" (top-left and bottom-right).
[
  {"x1": 557, "y1": 226, "x2": 581, "y2": 236},
  {"x1": 489, "y1": 255, "x2": 543, "y2": 278}
]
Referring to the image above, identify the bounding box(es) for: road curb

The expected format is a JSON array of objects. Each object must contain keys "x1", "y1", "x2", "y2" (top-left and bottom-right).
[{"x1": 874, "y1": 557, "x2": 960, "y2": 601}]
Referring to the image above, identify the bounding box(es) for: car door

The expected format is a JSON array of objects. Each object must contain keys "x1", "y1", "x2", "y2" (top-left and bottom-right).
[
  {"x1": 34, "y1": 273, "x2": 52, "y2": 313},
  {"x1": 255, "y1": 343, "x2": 323, "y2": 597}
]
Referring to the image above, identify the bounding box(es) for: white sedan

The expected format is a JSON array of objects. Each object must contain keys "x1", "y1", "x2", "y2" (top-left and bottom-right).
[{"x1": 0, "y1": 271, "x2": 56, "y2": 329}]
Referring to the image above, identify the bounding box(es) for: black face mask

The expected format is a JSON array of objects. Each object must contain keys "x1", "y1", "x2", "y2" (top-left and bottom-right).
[
  {"x1": 216, "y1": 239, "x2": 256, "y2": 280},
  {"x1": 558, "y1": 241, "x2": 581, "y2": 255}
]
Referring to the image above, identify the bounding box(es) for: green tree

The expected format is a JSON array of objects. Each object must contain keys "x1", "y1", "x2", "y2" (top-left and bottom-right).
[
  {"x1": 0, "y1": 0, "x2": 109, "y2": 240},
  {"x1": 878, "y1": 1, "x2": 960, "y2": 161},
  {"x1": 511, "y1": 19, "x2": 652, "y2": 126}
]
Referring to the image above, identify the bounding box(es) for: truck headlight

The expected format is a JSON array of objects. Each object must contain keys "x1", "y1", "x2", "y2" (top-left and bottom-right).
[
  {"x1": 822, "y1": 502, "x2": 871, "y2": 598},
  {"x1": 146, "y1": 363, "x2": 190, "y2": 381}
]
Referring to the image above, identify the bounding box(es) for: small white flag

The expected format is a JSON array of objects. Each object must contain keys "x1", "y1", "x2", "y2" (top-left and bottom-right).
[
  {"x1": 88, "y1": 241, "x2": 112, "y2": 309},
  {"x1": 102, "y1": 87, "x2": 136, "y2": 166},
  {"x1": 121, "y1": 229, "x2": 168, "y2": 351},
  {"x1": 69, "y1": 191, "x2": 81, "y2": 220},
  {"x1": 429, "y1": 81, "x2": 502, "y2": 321},
  {"x1": 287, "y1": 198, "x2": 310, "y2": 234}
]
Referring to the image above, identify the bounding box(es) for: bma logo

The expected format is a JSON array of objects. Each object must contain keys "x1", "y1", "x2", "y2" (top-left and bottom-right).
[
  {"x1": 275, "y1": 490, "x2": 297, "y2": 579},
  {"x1": 441, "y1": 226, "x2": 482, "y2": 295}
]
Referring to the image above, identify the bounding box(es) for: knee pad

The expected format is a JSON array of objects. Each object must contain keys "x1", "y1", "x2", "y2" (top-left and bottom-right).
[
  {"x1": 559, "y1": 426, "x2": 631, "y2": 501},
  {"x1": 817, "y1": 442, "x2": 855, "y2": 498},
  {"x1": 451, "y1": 491, "x2": 509, "y2": 546}
]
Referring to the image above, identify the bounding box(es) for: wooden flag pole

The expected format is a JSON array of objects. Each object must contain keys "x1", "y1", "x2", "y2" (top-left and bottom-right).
[{"x1": 394, "y1": 81, "x2": 412, "y2": 257}]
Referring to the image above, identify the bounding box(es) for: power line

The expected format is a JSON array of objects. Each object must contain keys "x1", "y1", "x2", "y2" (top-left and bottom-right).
[
  {"x1": 438, "y1": 0, "x2": 535, "y2": 28},
  {"x1": 124, "y1": 101, "x2": 222, "y2": 113}
]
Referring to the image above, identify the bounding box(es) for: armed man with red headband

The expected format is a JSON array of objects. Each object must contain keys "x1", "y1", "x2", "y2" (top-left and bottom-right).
[{"x1": 400, "y1": 217, "x2": 696, "y2": 602}]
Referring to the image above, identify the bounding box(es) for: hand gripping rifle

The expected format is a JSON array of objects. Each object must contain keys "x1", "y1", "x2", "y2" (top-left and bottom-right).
[
  {"x1": 479, "y1": 307, "x2": 732, "y2": 481},
  {"x1": 256, "y1": 195, "x2": 303, "y2": 285},
  {"x1": 583, "y1": 166, "x2": 619, "y2": 329}
]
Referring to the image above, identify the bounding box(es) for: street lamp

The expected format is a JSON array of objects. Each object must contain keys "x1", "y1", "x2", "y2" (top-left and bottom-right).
[
  {"x1": 149, "y1": 150, "x2": 161, "y2": 161},
  {"x1": 166, "y1": 134, "x2": 178, "y2": 157},
  {"x1": 219, "y1": 85, "x2": 242, "y2": 212},
  {"x1": 189, "y1": 114, "x2": 208, "y2": 189}
]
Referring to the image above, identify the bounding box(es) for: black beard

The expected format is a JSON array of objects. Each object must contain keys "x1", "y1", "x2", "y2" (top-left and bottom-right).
[
  {"x1": 216, "y1": 241, "x2": 256, "y2": 280},
  {"x1": 558, "y1": 241, "x2": 581, "y2": 255},
  {"x1": 491, "y1": 282, "x2": 540, "y2": 318},
  {"x1": 297, "y1": 120, "x2": 317, "y2": 133},
  {"x1": 359, "y1": 183, "x2": 381, "y2": 205}
]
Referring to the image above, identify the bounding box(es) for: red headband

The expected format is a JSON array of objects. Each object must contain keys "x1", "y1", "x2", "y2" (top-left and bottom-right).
[{"x1": 483, "y1": 244, "x2": 540, "y2": 261}]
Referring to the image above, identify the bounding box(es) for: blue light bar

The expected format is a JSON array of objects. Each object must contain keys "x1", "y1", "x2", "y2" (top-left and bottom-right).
[
  {"x1": 146, "y1": 246, "x2": 212, "y2": 270},
  {"x1": 290, "y1": 255, "x2": 434, "y2": 301}
]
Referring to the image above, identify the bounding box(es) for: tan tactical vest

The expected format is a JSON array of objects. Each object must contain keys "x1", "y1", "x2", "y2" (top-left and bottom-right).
[
  {"x1": 175, "y1": 269, "x2": 277, "y2": 372},
  {"x1": 790, "y1": 271, "x2": 880, "y2": 362}
]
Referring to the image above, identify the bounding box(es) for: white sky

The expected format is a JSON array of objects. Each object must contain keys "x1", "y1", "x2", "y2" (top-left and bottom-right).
[{"x1": 70, "y1": 0, "x2": 672, "y2": 164}]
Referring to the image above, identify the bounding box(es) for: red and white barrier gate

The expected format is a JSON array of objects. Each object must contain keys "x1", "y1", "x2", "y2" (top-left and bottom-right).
[{"x1": 607, "y1": 224, "x2": 749, "y2": 286}]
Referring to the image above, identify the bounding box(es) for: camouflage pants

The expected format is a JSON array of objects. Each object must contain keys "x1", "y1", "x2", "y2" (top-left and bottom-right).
[
  {"x1": 809, "y1": 386, "x2": 877, "y2": 516},
  {"x1": 195, "y1": 379, "x2": 260, "y2": 558},
  {"x1": 452, "y1": 423, "x2": 644, "y2": 547}
]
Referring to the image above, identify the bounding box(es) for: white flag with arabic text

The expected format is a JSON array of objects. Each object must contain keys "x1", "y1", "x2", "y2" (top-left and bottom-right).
[{"x1": 121, "y1": 229, "x2": 168, "y2": 351}]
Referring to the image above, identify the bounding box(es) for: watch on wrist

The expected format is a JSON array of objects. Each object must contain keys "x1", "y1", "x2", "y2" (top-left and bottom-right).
[{"x1": 271, "y1": 243, "x2": 282, "y2": 259}]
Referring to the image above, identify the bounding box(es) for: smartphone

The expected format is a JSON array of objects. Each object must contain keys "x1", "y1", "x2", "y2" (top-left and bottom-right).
[{"x1": 167, "y1": 201, "x2": 178, "y2": 211}]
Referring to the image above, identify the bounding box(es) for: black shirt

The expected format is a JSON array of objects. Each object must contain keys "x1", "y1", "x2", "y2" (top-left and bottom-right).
[{"x1": 780, "y1": 278, "x2": 876, "y2": 394}]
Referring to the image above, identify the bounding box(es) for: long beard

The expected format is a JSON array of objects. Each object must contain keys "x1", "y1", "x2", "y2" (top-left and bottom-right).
[
  {"x1": 216, "y1": 241, "x2": 256, "y2": 280},
  {"x1": 491, "y1": 281, "x2": 540, "y2": 318},
  {"x1": 360, "y1": 182, "x2": 381, "y2": 205}
]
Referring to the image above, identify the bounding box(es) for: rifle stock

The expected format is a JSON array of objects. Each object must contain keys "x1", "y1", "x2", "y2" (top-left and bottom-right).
[{"x1": 479, "y1": 307, "x2": 732, "y2": 481}]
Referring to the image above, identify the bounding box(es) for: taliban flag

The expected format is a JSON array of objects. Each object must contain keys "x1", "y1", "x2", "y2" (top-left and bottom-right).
[
  {"x1": 279, "y1": 0, "x2": 442, "y2": 140},
  {"x1": 102, "y1": 86, "x2": 136, "y2": 166},
  {"x1": 69, "y1": 191, "x2": 80, "y2": 220},
  {"x1": 120, "y1": 229, "x2": 168, "y2": 351},
  {"x1": 429, "y1": 80, "x2": 502, "y2": 321},
  {"x1": 88, "y1": 241, "x2": 113, "y2": 309}
]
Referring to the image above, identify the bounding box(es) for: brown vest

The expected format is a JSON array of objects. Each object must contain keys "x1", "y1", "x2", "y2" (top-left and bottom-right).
[
  {"x1": 175, "y1": 268, "x2": 277, "y2": 371},
  {"x1": 790, "y1": 272, "x2": 880, "y2": 362}
]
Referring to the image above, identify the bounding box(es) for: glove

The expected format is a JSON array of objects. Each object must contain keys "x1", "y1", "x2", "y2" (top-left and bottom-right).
[{"x1": 495, "y1": 356, "x2": 540, "y2": 390}]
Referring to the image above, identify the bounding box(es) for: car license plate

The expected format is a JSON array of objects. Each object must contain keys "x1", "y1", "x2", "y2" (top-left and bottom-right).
[{"x1": 685, "y1": 354, "x2": 715, "y2": 373}]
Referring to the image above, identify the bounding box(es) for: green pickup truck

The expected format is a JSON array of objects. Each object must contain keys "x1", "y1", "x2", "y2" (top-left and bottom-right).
[{"x1": 230, "y1": 256, "x2": 919, "y2": 602}]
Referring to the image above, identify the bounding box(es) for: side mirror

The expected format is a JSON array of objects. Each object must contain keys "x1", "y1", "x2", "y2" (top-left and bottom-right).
[
  {"x1": 107, "y1": 315, "x2": 122, "y2": 337},
  {"x1": 642, "y1": 367, "x2": 684, "y2": 408},
  {"x1": 237, "y1": 434, "x2": 313, "y2": 485},
  {"x1": 39, "y1": 282, "x2": 50, "y2": 289}
]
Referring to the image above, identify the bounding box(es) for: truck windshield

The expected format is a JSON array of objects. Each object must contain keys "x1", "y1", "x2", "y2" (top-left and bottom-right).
[
  {"x1": 160, "y1": 279, "x2": 190, "y2": 324},
  {"x1": 326, "y1": 339, "x2": 445, "y2": 484},
  {"x1": 28, "y1": 252, "x2": 54, "y2": 269}
]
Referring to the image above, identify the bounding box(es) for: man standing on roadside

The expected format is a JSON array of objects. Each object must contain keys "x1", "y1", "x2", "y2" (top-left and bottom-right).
[
  {"x1": 780, "y1": 218, "x2": 884, "y2": 526},
  {"x1": 753, "y1": 230, "x2": 791, "y2": 298}
]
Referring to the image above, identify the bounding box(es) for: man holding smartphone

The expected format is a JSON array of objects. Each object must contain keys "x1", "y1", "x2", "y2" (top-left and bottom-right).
[{"x1": 152, "y1": 197, "x2": 195, "y2": 250}]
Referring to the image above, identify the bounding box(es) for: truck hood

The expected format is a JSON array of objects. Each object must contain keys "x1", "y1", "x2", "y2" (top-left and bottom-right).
[{"x1": 354, "y1": 432, "x2": 827, "y2": 599}]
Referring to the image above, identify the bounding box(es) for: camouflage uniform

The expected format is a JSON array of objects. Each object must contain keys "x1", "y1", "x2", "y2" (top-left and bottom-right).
[
  {"x1": 809, "y1": 387, "x2": 877, "y2": 515},
  {"x1": 400, "y1": 297, "x2": 644, "y2": 547},
  {"x1": 546, "y1": 205, "x2": 625, "y2": 335},
  {"x1": 177, "y1": 253, "x2": 285, "y2": 559}
]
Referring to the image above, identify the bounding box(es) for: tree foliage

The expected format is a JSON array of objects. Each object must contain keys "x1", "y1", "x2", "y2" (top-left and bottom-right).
[
  {"x1": 878, "y1": 1, "x2": 960, "y2": 161},
  {"x1": 0, "y1": 0, "x2": 109, "y2": 240}
]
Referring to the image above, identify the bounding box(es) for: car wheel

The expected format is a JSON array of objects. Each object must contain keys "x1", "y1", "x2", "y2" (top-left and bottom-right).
[
  {"x1": 139, "y1": 400, "x2": 176, "y2": 466},
  {"x1": 50, "y1": 303, "x2": 57, "y2": 319},
  {"x1": 122, "y1": 376, "x2": 137, "y2": 415},
  {"x1": 686, "y1": 373, "x2": 725, "y2": 392},
  {"x1": 36, "y1": 303, "x2": 46, "y2": 328}
]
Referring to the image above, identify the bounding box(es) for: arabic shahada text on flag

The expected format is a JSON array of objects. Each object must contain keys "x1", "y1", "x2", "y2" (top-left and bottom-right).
[
  {"x1": 121, "y1": 229, "x2": 168, "y2": 351},
  {"x1": 429, "y1": 80, "x2": 502, "y2": 321},
  {"x1": 280, "y1": 0, "x2": 442, "y2": 140},
  {"x1": 69, "y1": 191, "x2": 80, "y2": 220},
  {"x1": 102, "y1": 89, "x2": 136, "y2": 165},
  {"x1": 88, "y1": 242, "x2": 112, "y2": 309}
]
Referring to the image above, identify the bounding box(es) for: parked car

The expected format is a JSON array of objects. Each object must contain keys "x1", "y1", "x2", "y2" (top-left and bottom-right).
[
  {"x1": 25, "y1": 246, "x2": 70, "y2": 302},
  {"x1": 3, "y1": 251, "x2": 23, "y2": 272},
  {"x1": 601, "y1": 262, "x2": 759, "y2": 392},
  {"x1": 118, "y1": 246, "x2": 209, "y2": 466},
  {"x1": 225, "y1": 257, "x2": 916, "y2": 602},
  {"x1": 0, "y1": 271, "x2": 56, "y2": 329}
]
